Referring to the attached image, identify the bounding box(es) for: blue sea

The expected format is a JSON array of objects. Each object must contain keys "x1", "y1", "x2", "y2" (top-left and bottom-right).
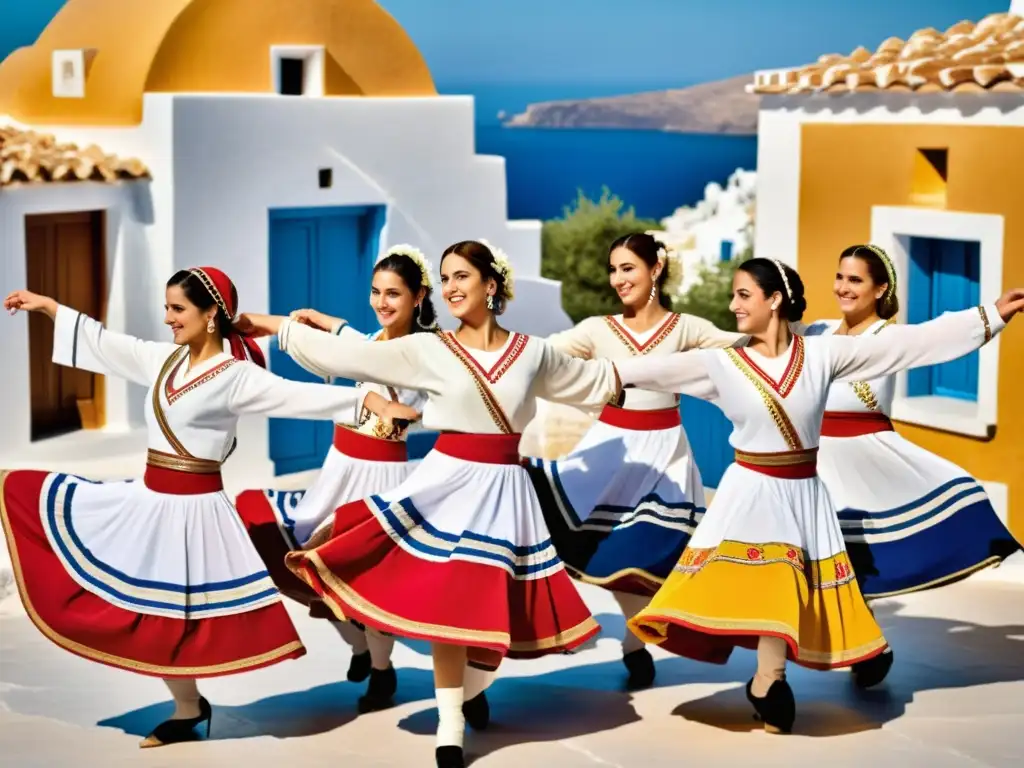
[{"x1": 444, "y1": 82, "x2": 758, "y2": 222}]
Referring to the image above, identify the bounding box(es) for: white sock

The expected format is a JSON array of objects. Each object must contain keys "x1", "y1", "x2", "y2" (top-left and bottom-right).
[
  {"x1": 463, "y1": 665, "x2": 497, "y2": 700},
  {"x1": 612, "y1": 590, "x2": 649, "y2": 655},
  {"x1": 366, "y1": 628, "x2": 395, "y2": 670},
  {"x1": 333, "y1": 621, "x2": 369, "y2": 655},
  {"x1": 435, "y1": 687, "x2": 466, "y2": 749},
  {"x1": 163, "y1": 678, "x2": 202, "y2": 719}
]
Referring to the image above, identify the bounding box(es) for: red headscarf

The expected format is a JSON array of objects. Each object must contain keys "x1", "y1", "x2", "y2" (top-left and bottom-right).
[{"x1": 188, "y1": 266, "x2": 267, "y2": 369}]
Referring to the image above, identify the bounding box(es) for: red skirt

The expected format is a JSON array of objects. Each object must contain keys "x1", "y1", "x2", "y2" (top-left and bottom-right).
[
  {"x1": 284, "y1": 433, "x2": 600, "y2": 667},
  {"x1": 0, "y1": 468, "x2": 304, "y2": 678}
]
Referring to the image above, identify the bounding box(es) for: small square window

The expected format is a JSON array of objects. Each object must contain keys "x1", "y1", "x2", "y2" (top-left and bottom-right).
[
  {"x1": 279, "y1": 57, "x2": 305, "y2": 96},
  {"x1": 318, "y1": 168, "x2": 332, "y2": 188}
]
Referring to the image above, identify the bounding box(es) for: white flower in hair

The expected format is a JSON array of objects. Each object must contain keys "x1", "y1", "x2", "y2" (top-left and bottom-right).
[
  {"x1": 384, "y1": 243, "x2": 433, "y2": 289},
  {"x1": 660, "y1": 245, "x2": 685, "y2": 297},
  {"x1": 478, "y1": 238, "x2": 515, "y2": 301}
]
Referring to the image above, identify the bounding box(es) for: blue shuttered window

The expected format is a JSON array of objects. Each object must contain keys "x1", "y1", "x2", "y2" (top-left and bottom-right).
[
  {"x1": 719, "y1": 240, "x2": 734, "y2": 262},
  {"x1": 907, "y1": 236, "x2": 980, "y2": 401}
]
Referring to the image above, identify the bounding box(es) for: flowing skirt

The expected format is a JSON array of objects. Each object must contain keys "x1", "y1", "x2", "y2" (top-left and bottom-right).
[
  {"x1": 0, "y1": 462, "x2": 304, "y2": 678},
  {"x1": 819, "y1": 412, "x2": 1021, "y2": 598},
  {"x1": 285, "y1": 433, "x2": 599, "y2": 668},
  {"x1": 527, "y1": 405, "x2": 704, "y2": 595},
  {"x1": 628, "y1": 452, "x2": 888, "y2": 670},
  {"x1": 237, "y1": 425, "x2": 414, "y2": 609}
]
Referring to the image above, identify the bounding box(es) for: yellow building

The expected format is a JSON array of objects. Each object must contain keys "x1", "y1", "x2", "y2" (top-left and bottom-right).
[{"x1": 749, "y1": 11, "x2": 1024, "y2": 537}]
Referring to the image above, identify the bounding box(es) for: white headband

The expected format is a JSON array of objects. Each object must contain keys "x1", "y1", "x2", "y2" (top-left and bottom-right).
[{"x1": 772, "y1": 259, "x2": 793, "y2": 300}]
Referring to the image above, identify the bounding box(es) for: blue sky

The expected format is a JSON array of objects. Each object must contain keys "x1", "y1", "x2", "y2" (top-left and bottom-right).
[{"x1": 0, "y1": 0, "x2": 1007, "y2": 87}]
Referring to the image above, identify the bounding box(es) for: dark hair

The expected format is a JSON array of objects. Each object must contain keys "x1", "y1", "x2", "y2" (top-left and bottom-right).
[
  {"x1": 609, "y1": 233, "x2": 671, "y2": 310},
  {"x1": 839, "y1": 244, "x2": 899, "y2": 320},
  {"x1": 738, "y1": 258, "x2": 807, "y2": 322},
  {"x1": 439, "y1": 240, "x2": 510, "y2": 315},
  {"x1": 166, "y1": 270, "x2": 236, "y2": 337},
  {"x1": 373, "y1": 252, "x2": 438, "y2": 332}
]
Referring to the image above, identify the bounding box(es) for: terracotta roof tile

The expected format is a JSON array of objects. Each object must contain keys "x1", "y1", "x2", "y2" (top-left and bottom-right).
[
  {"x1": 749, "y1": 12, "x2": 1024, "y2": 95},
  {"x1": 0, "y1": 125, "x2": 149, "y2": 187}
]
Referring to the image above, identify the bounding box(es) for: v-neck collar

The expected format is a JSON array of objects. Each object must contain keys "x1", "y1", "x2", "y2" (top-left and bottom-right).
[
  {"x1": 736, "y1": 335, "x2": 804, "y2": 398},
  {"x1": 605, "y1": 313, "x2": 679, "y2": 355},
  {"x1": 444, "y1": 331, "x2": 526, "y2": 384},
  {"x1": 164, "y1": 350, "x2": 235, "y2": 404}
]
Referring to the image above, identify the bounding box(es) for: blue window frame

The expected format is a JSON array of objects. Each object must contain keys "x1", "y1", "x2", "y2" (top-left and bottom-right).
[
  {"x1": 719, "y1": 240, "x2": 734, "y2": 261},
  {"x1": 907, "y1": 236, "x2": 980, "y2": 401}
]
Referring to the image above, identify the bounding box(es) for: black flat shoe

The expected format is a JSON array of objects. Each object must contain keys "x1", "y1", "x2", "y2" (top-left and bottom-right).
[
  {"x1": 139, "y1": 696, "x2": 212, "y2": 748},
  {"x1": 463, "y1": 690, "x2": 490, "y2": 730},
  {"x1": 851, "y1": 648, "x2": 894, "y2": 689},
  {"x1": 623, "y1": 647, "x2": 656, "y2": 690},
  {"x1": 347, "y1": 650, "x2": 371, "y2": 683},
  {"x1": 745, "y1": 678, "x2": 795, "y2": 734},
  {"x1": 436, "y1": 745, "x2": 465, "y2": 768},
  {"x1": 357, "y1": 665, "x2": 398, "y2": 713}
]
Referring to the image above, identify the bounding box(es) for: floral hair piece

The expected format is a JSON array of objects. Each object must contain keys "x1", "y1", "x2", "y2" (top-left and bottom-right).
[
  {"x1": 771, "y1": 259, "x2": 793, "y2": 300},
  {"x1": 384, "y1": 243, "x2": 433, "y2": 290},
  {"x1": 478, "y1": 238, "x2": 515, "y2": 301},
  {"x1": 644, "y1": 233, "x2": 684, "y2": 297}
]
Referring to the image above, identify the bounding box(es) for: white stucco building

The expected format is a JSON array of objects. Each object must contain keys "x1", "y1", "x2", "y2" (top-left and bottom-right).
[{"x1": 0, "y1": 0, "x2": 570, "y2": 484}]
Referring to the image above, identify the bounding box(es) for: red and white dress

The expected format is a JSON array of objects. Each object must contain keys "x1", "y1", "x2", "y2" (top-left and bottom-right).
[
  {"x1": 526, "y1": 313, "x2": 743, "y2": 595},
  {"x1": 237, "y1": 325, "x2": 426, "y2": 606},
  {"x1": 617, "y1": 305, "x2": 1004, "y2": 669},
  {"x1": 0, "y1": 306, "x2": 366, "y2": 678},
  {"x1": 275, "y1": 320, "x2": 620, "y2": 667}
]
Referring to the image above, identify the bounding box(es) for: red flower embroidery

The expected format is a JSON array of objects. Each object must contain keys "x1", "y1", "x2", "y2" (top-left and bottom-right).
[
  {"x1": 747, "y1": 547, "x2": 761, "y2": 560},
  {"x1": 835, "y1": 562, "x2": 849, "y2": 580},
  {"x1": 786, "y1": 548, "x2": 797, "y2": 560}
]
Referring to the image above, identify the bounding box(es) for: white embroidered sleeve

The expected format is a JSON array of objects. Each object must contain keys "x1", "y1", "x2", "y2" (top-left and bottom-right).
[
  {"x1": 614, "y1": 349, "x2": 719, "y2": 401},
  {"x1": 688, "y1": 315, "x2": 748, "y2": 349},
  {"x1": 829, "y1": 304, "x2": 1005, "y2": 383},
  {"x1": 545, "y1": 319, "x2": 597, "y2": 359},
  {"x1": 51, "y1": 304, "x2": 178, "y2": 386},
  {"x1": 226, "y1": 362, "x2": 367, "y2": 425},
  {"x1": 531, "y1": 340, "x2": 619, "y2": 408}
]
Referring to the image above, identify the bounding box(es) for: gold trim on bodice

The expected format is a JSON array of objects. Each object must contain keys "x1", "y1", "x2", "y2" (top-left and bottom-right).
[
  {"x1": 145, "y1": 449, "x2": 222, "y2": 474},
  {"x1": 725, "y1": 345, "x2": 804, "y2": 451},
  {"x1": 604, "y1": 313, "x2": 680, "y2": 356}
]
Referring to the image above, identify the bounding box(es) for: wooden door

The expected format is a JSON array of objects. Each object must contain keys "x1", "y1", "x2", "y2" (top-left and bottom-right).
[{"x1": 25, "y1": 211, "x2": 106, "y2": 440}]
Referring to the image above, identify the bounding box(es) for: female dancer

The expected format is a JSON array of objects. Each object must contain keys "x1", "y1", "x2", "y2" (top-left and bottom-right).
[
  {"x1": 1, "y1": 268, "x2": 374, "y2": 747},
  {"x1": 526, "y1": 232, "x2": 744, "y2": 689},
  {"x1": 238, "y1": 239, "x2": 621, "y2": 768},
  {"x1": 612, "y1": 257, "x2": 1022, "y2": 733},
  {"x1": 237, "y1": 245, "x2": 436, "y2": 712},
  {"x1": 802, "y1": 244, "x2": 1022, "y2": 687}
]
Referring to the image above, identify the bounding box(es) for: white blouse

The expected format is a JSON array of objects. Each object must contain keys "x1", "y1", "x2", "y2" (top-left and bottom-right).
[
  {"x1": 52, "y1": 305, "x2": 367, "y2": 461},
  {"x1": 277, "y1": 319, "x2": 620, "y2": 435},
  {"x1": 547, "y1": 312, "x2": 745, "y2": 410},
  {"x1": 615, "y1": 305, "x2": 1004, "y2": 455}
]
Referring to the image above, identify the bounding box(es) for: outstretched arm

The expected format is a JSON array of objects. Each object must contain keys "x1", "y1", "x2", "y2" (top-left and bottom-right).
[
  {"x1": 532, "y1": 340, "x2": 620, "y2": 407},
  {"x1": 828, "y1": 296, "x2": 1020, "y2": 383},
  {"x1": 613, "y1": 349, "x2": 719, "y2": 401},
  {"x1": 545, "y1": 319, "x2": 597, "y2": 359},
  {"x1": 688, "y1": 315, "x2": 748, "y2": 349},
  {"x1": 226, "y1": 362, "x2": 368, "y2": 425}
]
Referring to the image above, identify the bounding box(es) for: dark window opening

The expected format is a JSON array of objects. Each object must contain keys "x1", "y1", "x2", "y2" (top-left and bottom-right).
[
  {"x1": 279, "y1": 57, "x2": 305, "y2": 96},
  {"x1": 318, "y1": 168, "x2": 332, "y2": 188},
  {"x1": 918, "y1": 148, "x2": 948, "y2": 181}
]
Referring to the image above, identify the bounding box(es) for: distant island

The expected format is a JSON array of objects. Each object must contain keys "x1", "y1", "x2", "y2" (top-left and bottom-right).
[{"x1": 503, "y1": 74, "x2": 758, "y2": 135}]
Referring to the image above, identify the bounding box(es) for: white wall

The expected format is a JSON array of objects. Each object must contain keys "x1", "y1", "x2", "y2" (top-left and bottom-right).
[{"x1": 752, "y1": 93, "x2": 1024, "y2": 268}]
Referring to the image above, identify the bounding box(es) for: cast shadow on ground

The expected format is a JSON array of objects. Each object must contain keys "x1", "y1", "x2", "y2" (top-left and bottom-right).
[{"x1": 670, "y1": 601, "x2": 1024, "y2": 738}]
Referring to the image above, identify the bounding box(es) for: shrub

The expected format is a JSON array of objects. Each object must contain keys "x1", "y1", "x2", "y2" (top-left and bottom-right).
[{"x1": 673, "y1": 247, "x2": 752, "y2": 332}]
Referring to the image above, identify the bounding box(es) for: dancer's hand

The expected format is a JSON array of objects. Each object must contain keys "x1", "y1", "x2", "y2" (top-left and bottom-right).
[
  {"x1": 234, "y1": 313, "x2": 282, "y2": 338},
  {"x1": 4, "y1": 290, "x2": 57, "y2": 319},
  {"x1": 289, "y1": 308, "x2": 338, "y2": 332},
  {"x1": 995, "y1": 289, "x2": 1024, "y2": 322},
  {"x1": 379, "y1": 401, "x2": 420, "y2": 429}
]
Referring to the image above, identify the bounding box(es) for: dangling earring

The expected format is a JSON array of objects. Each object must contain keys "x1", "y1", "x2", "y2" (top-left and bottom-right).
[
  {"x1": 647, "y1": 284, "x2": 657, "y2": 305},
  {"x1": 206, "y1": 316, "x2": 216, "y2": 334},
  {"x1": 486, "y1": 295, "x2": 494, "y2": 311},
  {"x1": 414, "y1": 304, "x2": 431, "y2": 329}
]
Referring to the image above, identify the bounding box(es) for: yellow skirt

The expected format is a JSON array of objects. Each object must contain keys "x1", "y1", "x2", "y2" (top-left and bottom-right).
[{"x1": 627, "y1": 540, "x2": 888, "y2": 669}]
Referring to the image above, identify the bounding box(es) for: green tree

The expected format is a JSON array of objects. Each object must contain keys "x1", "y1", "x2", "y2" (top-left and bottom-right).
[
  {"x1": 673, "y1": 248, "x2": 752, "y2": 332},
  {"x1": 541, "y1": 188, "x2": 659, "y2": 323}
]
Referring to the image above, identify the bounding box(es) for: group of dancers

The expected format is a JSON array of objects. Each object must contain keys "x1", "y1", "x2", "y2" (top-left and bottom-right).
[{"x1": 2, "y1": 234, "x2": 1022, "y2": 767}]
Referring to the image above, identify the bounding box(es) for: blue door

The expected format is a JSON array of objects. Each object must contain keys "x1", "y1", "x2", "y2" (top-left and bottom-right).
[
  {"x1": 680, "y1": 395, "x2": 733, "y2": 489},
  {"x1": 267, "y1": 205, "x2": 385, "y2": 475},
  {"x1": 907, "y1": 236, "x2": 980, "y2": 401}
]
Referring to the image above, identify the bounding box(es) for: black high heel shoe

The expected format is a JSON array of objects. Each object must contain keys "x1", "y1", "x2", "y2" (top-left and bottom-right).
[
  {"x1": 463, "y1": 690, "x2": 490, "y2": 730},
  {"x1": 348, "y1": 650, "x2": 372, "y2": 683},
  {"x1": 357, "y1": 665, "x2": 398, "y2": 713},
  {"x1": 745, "y1": 678, "x2": 795, "y2": 734},
  {"x1": 139, "y1": 696, "x2": 213, "y2": 748},
  {"x1": 436, "y1": 745, "x2": 465, "y2": 768},
  {"x1": 851, "y1": 648, "x2": 893, "y2": 689},
  {"x1": 622, "y1": 647, "x2": 656, "y2": 690}
]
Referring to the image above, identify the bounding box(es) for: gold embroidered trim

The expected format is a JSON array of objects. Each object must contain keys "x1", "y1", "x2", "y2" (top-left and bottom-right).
[
  {"x1": 189, "y1": 268, "x2": 230, "y2": 317},
  {"x1": 735, "y1": 335, "x2": 804, "y2": 397},
  {"x1": 165, "y1": 355, "x2": 236, "y2": 405},
  {"x1": 604, "y1": 313, "x2": 680, "y2": 356},
  {"x1": 846, "y1": 317, "x2": 894, "y2": 410},
  {"x1": 734, "y1": 447, "x2": 818, "y2": 467},
  {"x1": 978, "y1": 305, "x2": 992, "y2": 343},
  {"x1": 725, "y1": 348, "x2": 804, "y2": 451},
  {"x1": 0, "y1": 472, "x2": 303, "y2": 676},
  {"x1": 146, "y1": 449, "x2": 222, "y2": 474},
  {"x1": 152, "y1": 348, "x2": 193, "y2": 458},
  {"x1": 437, "y1": 333, "x2": 515, "y2": 434}
]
